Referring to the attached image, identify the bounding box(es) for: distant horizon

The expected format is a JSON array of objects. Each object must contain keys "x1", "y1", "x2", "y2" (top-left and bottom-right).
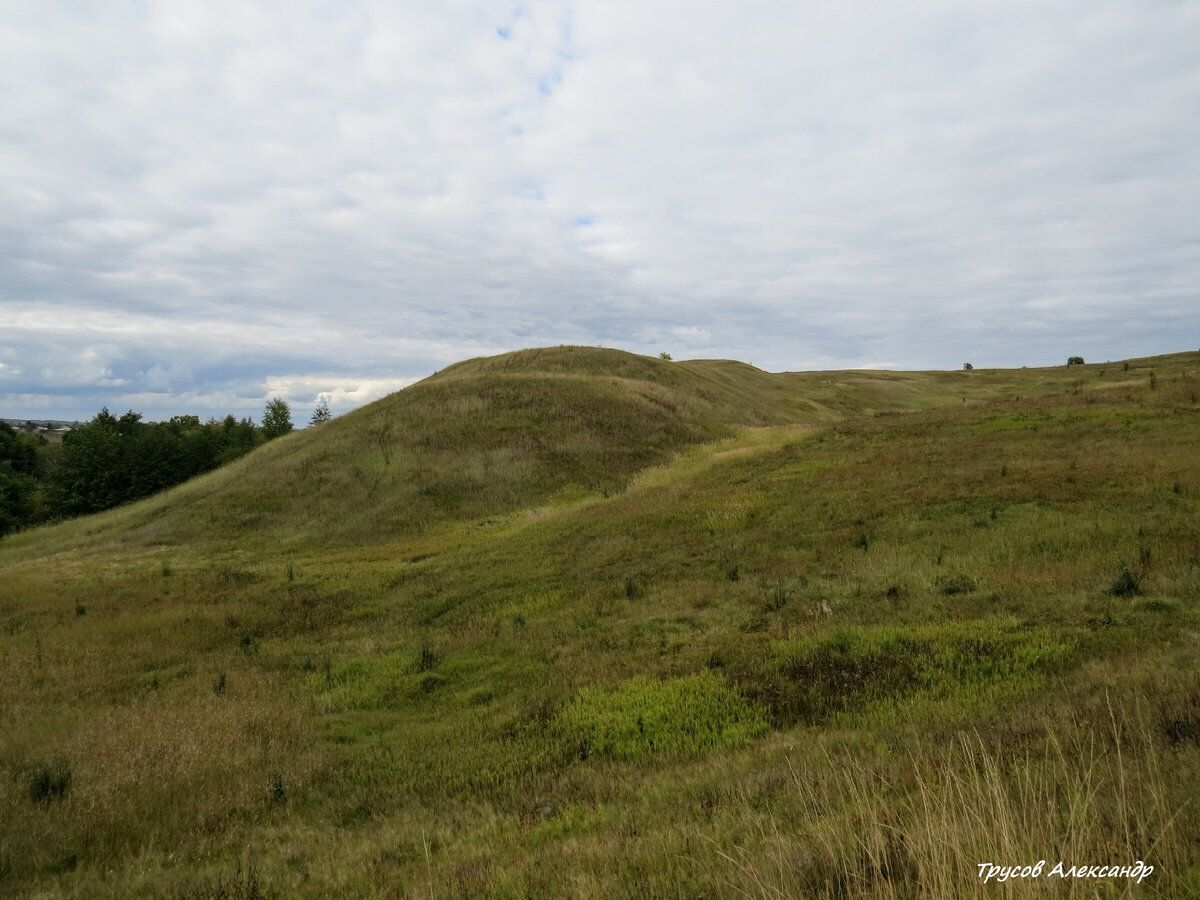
[{"x1": 2, "y1": 342, "x2": 1192, "y2": 425}]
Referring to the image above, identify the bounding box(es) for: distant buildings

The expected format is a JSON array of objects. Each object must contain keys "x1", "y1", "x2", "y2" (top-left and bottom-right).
[{"x1": 7, "y1": 420, "x2": 74, "y2": 443}]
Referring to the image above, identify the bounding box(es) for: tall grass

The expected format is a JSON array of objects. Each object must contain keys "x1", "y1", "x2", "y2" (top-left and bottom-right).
[{"x1": 710, "y1": 702, "x2": 1192, "y2": 898}]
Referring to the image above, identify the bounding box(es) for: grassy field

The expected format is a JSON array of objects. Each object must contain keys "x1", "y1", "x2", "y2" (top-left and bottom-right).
[{"x1": 1, "y1": 346, "x2": 1197, "y2": 897}]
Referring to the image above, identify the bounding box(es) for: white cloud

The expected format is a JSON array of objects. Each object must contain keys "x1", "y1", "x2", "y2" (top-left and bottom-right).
[
  {"x1": 1, "y1": 0, "x2": 1198, "y2": 418},
  {"x1": 670, "y1": 326, "x2": 711, "y2": 343},
  {"x1": 262, "y1": 374, "x2": 419, "y2": 408}
]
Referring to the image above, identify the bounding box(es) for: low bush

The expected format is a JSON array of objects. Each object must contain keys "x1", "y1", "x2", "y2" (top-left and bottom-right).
[
  {"x1": 1109, "y1": 565, "x2": 1143, "y2": 597},
  {"x1": 28, "y1": 757, "x2": 72, "y2": 804}
]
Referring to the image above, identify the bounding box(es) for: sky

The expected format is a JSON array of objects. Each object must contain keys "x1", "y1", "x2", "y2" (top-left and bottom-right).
[{"x1": 2, "y1": 1, "x2": 1198, "y2": 423}]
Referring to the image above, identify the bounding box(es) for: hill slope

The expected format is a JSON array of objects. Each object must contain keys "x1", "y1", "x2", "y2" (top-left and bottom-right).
[
  {"x1": 1, "y1": 345, "x2": 1166, "y2": 558},
  {"x1": 1, "y1": 347, "x2": 1198, "y2": 898}
]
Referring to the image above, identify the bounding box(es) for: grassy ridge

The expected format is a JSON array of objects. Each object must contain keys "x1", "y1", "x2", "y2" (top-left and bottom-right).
[
  {"x1": 0, "y1": 346, "x2": 1166, "y2": 561},
  {"x1": 1, "y1": 347, "x2": 1198, "y2": 897}
]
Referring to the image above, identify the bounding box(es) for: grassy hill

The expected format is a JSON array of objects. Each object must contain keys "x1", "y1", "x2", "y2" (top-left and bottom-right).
[{"x1": 1, "y1": 347, "x2": 1197, "y2": 897}]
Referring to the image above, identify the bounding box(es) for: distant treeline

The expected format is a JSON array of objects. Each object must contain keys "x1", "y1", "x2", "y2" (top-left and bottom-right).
[{"x1": 0, "y1": 399, "x2": 301, "y2": 537}]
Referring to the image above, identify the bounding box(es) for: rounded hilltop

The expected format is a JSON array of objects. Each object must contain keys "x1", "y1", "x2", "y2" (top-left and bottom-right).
[{"x1": 427, "y1": 345, "x2": 692, "y2": 382}]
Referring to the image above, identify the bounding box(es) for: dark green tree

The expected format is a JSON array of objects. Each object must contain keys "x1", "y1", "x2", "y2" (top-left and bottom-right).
[
  {"x1": 309, "y1": 397, "x2": 332, "y2": 426},
  {"x1": 216, "y1": 414, "x2": 260, "y2": 464},
  {"x1": 262, "y1": 397, "x2": 293, "y2": 440},
  {"x1": 50, "y1": 408, "x2": 124, "y2": 515},
  {"x1": 49, "y1": 407, "x2": 267, "y2": 518},
  {"x1": 0, "y1": 422, "x2": 46, "y2": 537}
]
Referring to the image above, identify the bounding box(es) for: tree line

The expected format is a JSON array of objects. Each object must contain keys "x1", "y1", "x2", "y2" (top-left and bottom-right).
[{"x1": 1, "y1": 396, "x2": 328, "y2": 538}]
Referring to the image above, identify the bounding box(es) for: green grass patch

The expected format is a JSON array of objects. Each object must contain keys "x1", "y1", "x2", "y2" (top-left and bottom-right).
[
  {"x1": 558, "y1": 672, "x2": 768, "y2": 762},
  {"x1": 729, "y1": 620, "x2": 1079, "y2": 726}
]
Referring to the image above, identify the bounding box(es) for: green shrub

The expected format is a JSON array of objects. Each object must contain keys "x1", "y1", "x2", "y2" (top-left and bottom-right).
[
  {"x1": 1109, "y1": 565, "x2": 1142, "y2": 597},
  {"x1": 28, "y1": 758, "x2": 72, "y2": 804},
  {"x1": 765, "y1": 581, "x2": 791, "y2": 612}
]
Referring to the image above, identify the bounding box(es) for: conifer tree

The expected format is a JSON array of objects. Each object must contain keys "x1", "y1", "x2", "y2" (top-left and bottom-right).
[{"x1": 310, "y1": 397, "x2": 332, "y2": 426}]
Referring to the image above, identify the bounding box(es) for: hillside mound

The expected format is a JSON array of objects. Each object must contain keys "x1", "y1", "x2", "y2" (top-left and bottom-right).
[
  {"x1": 55, "y1": 348, "x2": 818, "y2": 551},
  {"x1": 430, "y1": 346, "x2": 818, "y2": 425}
]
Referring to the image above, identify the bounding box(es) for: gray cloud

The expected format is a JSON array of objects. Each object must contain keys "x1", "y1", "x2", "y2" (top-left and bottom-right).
[{"x1": 2, "y1": 0, "x2": 1197, "y2": 421}]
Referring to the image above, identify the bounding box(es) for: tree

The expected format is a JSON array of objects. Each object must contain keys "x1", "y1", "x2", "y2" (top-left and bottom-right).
[
  {"x1": 34, "y1": 407, "x2": 263, "y2": 522},
  {"x1": 262, "y1": 397, "x2": 293, "y2": 440},
  {"x1": 309, "y1": 396, "x2": 332, "y2": 426},
  {"x1": 216, "y1": 414, "x2": 260, "y2": 464},
  {"x1": 659, "y1": 351, "x2": 672, "y2": 361},
  {"x1": 963, "y1": 363, "x2": 974, "y2": 370},
  {"x1": 50, "y1": 408, "x2": 123, "y2": 515},
  {"x1": 0, "y1": 421, "x2": 45, "y2": 537},
  {"x1": 1067, "y1": 356, "x2": 1085, "y2": 366}
]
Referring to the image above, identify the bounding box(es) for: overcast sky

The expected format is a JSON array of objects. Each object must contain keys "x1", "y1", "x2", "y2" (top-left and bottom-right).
[{"x1": 3, "y1": 1, "x2": 1198, "y2": 423}]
